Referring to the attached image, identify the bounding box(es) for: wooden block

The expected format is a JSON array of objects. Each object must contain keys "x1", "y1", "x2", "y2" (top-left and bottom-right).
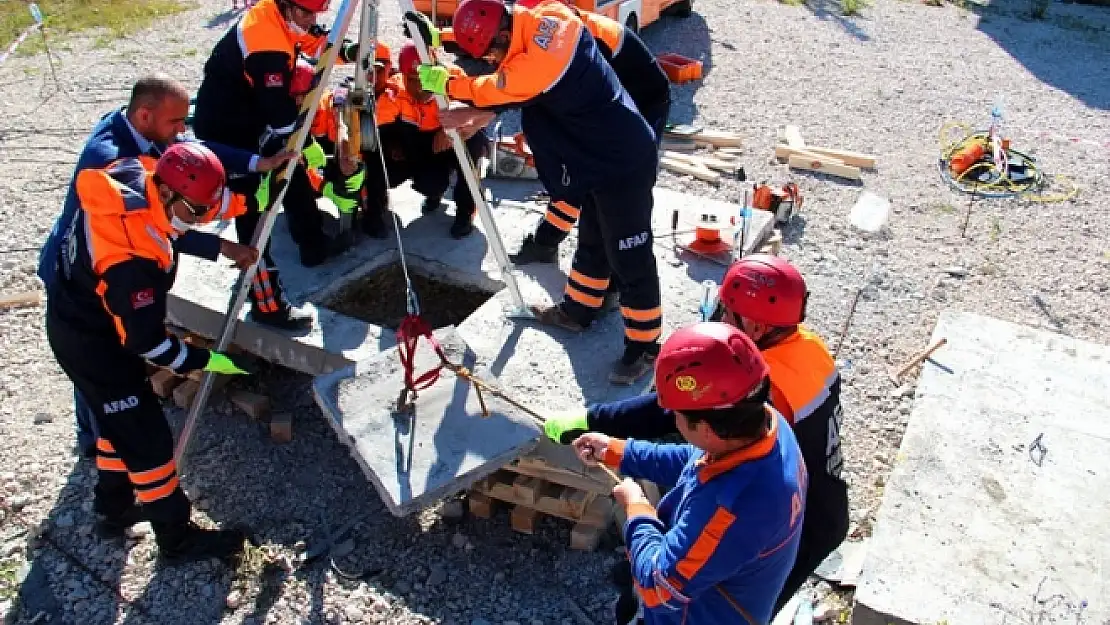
[
  {"x1": 787, "y1": 152, "x2": 862, "y2": 181},
  {"x1": 569, "y1": 523, "x2": 602, "y2": 551},
  {"x1": 0, "y1": 291, "x2": 41, "y2": 310},
  {"x1": 802, "y1": 146, "x2": 877, "y2": 169},
  {"x1": 560, "y1": 488, "x2": 592, "y2": 519},
  {"x1": 185, "y1": 370, "x2": 232, "y2": 393},
  {"x1": 661, "y1": 156, "x2": 720, "y2": 183},
  {"x1": 229, "y1": 390, "x2": 271, "y2": 419},
  {"x1": 509, "y1": 458, "x2": 613, "y2": 495},
  {"x1": 663, "y1": 151, "x2": 740, "y2": 174},
  {"x1": 783, "y1": 125, "x2": 805, "y2": 148},
  {"x1": 172, "y1": 380, "x2": 200, "y2": 409},
  {"x1": 511, "y1": 474, "x2": 541, "y2": 505},
  {"x1": 150, "y1": 370, "x2": 183, "y2": 398},
  {"x1": 485, "y1": 470, "x2": 518, "y2": 502},
  {"x1": 270, "y1": 412, "x2": 292, "y2": 443},
  {"x1": 467, "y1": 491, "x2": 495, "y2": 519},
  {"x1": 510, "y1": 505, "x2": 540, "y2": 534},
  {"x1": 690, "y1": 130, "x2": 743, "y2": 148}
]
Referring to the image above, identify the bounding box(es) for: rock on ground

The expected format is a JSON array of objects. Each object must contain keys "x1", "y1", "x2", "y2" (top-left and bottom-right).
[{"x1": 1, "y1": 0, "x2": 1108, "y2": 622}]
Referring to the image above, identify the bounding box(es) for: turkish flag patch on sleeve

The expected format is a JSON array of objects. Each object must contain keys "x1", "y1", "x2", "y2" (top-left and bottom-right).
[
  {"x1": 131, "y1": 288, "x2": 155, "y2": 310},
  {"x1": 264, "y1": 72, "x2": 284, "y2": 88}
]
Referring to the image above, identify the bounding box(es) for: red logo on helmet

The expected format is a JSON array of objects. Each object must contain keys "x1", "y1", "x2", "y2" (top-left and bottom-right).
[
  {"x1": 131, "y1": 288, "x2": 155, "y2": 310},
  {"x1": 265, "y1": 72, "x2": 284, "y2": 88}
]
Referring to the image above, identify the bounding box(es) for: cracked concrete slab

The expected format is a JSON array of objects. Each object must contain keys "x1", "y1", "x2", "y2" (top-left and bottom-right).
[
  {"x1": 313, "y1": 327, "x2": 541, "y2": 516},
  {"x1": 852, "y1": 311, "x2": 1110, "y2": 625}
]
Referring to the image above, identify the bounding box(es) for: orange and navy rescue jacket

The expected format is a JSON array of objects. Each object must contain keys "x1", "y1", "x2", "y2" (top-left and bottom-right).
[
  {"x1": 601, "y1": 411, "x2": 806, "y2": 624},
  {"x1": 444, "y1": 2, "x2": 656, "y2": 194},
  {"x1": 49, "y1": 157, "x2": 212, "y2": 376},
  {"x1": 192, "y1": 0, "x2": 356, "y2": 155}
]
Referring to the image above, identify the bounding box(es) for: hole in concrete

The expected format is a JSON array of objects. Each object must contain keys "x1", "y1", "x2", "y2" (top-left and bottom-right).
[{"x1": 326, "y1": 262, "x2": 497, "y2": 330}]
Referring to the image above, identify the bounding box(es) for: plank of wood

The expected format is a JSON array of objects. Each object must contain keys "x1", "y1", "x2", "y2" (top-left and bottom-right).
[
  {"x1": 664, "y1": 151, "x2": 740, "y2": 173},
  {"x1": 510, "y1": 457, "x2": 615, "y2": 495},
  {"x1": 229, "y1": 390, "x2": 271, "y2": 419},
  {"x1": 150, "y1": 370, "x2": 183, "y2": 399},
  {"x1": 690, "y1": 130, "x2": 743, "y2": 148},
  {"x1": 467, "y1": 491, "x2": 495, "y2": 519},
  {"x1": 783, "y1": 125, "x2": 805, "y2": 148},
  {"x1": 787, "y1": 152, "x2": 862, "y2": 181},
  {"x1": 511, "y1": 474, "x2": 541, "y2": 505},
  {"x1": 775, "y1": 144, "x2": 877, "y2": 169},
  {"x1": 661, "y1": 156, "x2": 720, "y2": 183},
  {"x1": 172, "y1": 380, "x2": 201, "y2": 410},
  {"x1": 510, "y1": 505, "x2": 540, "y2": 534},
  {"x1": 0, "y1": 291, "x2": 41, "y2": 310}
]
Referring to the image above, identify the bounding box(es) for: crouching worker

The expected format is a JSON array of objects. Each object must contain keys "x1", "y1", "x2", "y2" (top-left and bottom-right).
[
  {"x1": 285, "y1": 59, "x2": 369, "y2": 244},
  {"x1": 545, "y1": 254, "x2": 850, "y2": 614},
  {"x1": 364, "y1": 42, "x2": 490, "y2": 239},
  {"x1": 572, "y1": 322, "x2": 806, "y2": 624},
  {"x1": 45, "y1": 144, "x2": 253, "y2": 562}
]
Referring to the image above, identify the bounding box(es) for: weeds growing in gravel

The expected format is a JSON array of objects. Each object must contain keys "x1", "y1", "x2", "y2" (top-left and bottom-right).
[
  {"x1": 0, "y1": 558, "x2": 19, "y2": 600},
  {"x1": 842, "y1": 0, "x2": 868, "y2": 16},
  {"x1": 1, "y1": 0, "x2": 196, "y2": 55}
]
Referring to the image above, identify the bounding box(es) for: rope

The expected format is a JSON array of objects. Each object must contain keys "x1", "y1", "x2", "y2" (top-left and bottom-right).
[{"x1": 936, "y1": 122, "x2": 1079, "y2": 203}]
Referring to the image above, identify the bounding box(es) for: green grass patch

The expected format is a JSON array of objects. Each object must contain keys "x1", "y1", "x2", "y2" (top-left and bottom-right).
[
  {"x1": 2, "y1": 0, "x2": 195, "y2": 56},
  {"x1": 842, "y1": 0, "x2": 868, "y2": 15},
  {"x1": 0, "y1": 558, "x2": 20, "y2": 601}
]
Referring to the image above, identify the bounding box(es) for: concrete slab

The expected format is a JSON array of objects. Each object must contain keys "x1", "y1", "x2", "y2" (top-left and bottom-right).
[
  {"x1": 852, "y1": 311, "x2": 1110, "y2": 625},
  {"x1": 313, "y1": 326, "x2": 541, "y2": 516}
]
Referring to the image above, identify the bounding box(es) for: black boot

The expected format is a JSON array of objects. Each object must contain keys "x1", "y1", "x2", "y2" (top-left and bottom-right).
[
  {"x1": 509, "y1": 234, "x2": 558, "y2": 265},
  {"x1": 156, "y1": 521, "x2": 247, "y2": 564},
  {"x1": 95, "y1": 504, "x2": 145, "y2": 539},
  {"x1": 450, "y1": 214, "x2": 475, "y2": 239},
  {"x1": 361, "y1": 211, "x2": 389, "y2": 239},
  {"x1": 299, "y1": 244, "x2": 329, "y2": 268},
  {"x1": 421, "y1": 195, "x2": 443, "y2": 215},
  {"x1": 250, "y1": 304, "x2": 314, "y2": 333},
  {"x1": 609, "y1": 343, "x2": 659, "y2": 386}
]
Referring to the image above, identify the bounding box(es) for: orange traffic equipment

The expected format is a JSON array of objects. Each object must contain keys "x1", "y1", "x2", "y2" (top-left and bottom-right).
[{"x1": 657, "y1": 53, "x2": 703, "y2": 84}]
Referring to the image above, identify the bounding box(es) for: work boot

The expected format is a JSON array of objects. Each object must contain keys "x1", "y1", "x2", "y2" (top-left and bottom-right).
[
  {"x1": 421, "y1": 195, "x2": 443, "y2": 215},
  {"x1": 95, "y1": 504, "x2": 145, "y2": 539},
  {"x1": 609, "y1": 344, "x2": 658, "y2": 386},
  {"x1": 509, "y1": 234, "x2": 558, "y2": 265},
  {"x1": 156, "y1": 521, "x2": 247, "y2": 565},
  {"x1": 299, "y1": 244, "x2": 329, "y2": 268},
  {"x1": 250, "y1": 304, "x2": 314, "y2": 333},
  {"x1": 529, "y1": 304, "x2": 585, "y2": 333}
]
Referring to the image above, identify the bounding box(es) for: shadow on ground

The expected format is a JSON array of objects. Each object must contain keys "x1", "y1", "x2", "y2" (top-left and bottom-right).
[
  {"x1": 802, "y1": 0, "x2": 872, "y2": 41},
  {"x1": 971, "y1": 0, "x2": 1110, "y2": 110},
  {"x1": 640, "y1": 11, "x2": 712, "y2": 126}
]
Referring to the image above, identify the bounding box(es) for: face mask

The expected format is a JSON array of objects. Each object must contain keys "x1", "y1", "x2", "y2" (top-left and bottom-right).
[{"x1": 170, "y1": 215, "x2": 194, "y2": 233}]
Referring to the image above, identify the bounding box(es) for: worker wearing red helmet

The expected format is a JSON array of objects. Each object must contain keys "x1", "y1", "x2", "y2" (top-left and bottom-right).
[
  {"x1": 508, "y1": 0, "x2": 671, "y2": 266},
  {"x1": 573, "y1": 322, "x2": 806, "y2": 625},
  {"x1": 45, "y1": 144, "x2": 255, "y2": 563},
  {"x1": 545, "y1": 254, "x2": 850, "y2": 615},
  {"x1": 192, "y1": 0, "x2": 362, "y2": 314},
  {"x1": 361, "y1": 42, "x2": 491, "y2": 239},
  {"x1": 408, "y1": 0, "x2": 663, "y2": 382}
]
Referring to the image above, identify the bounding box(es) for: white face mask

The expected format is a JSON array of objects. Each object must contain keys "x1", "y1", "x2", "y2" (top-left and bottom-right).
[{"x1": 170, "y1": 215, "x2": 194, "y2": 233}]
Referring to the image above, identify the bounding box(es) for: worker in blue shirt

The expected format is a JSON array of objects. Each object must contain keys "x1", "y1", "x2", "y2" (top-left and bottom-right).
[
  {"x1": 546, "y1": 255, "x2": 850, "y2": 616},
  {"x1": 37, "y1": 73, "x2": 293, "y2": 457},
  {"x1": 573, "y1": 322, "x2": 806, "y2": 625}
]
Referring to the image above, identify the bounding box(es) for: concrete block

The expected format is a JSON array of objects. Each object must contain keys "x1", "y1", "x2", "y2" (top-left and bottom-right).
[
  {"x1": 229, "y1": 390, "x2": 271, "y2": 420},
  {"x1": 852, "y1": 311, "x2": 1110, "y2": 625},
  {"x1": 313, "y1": 326, "x2": 542, "y2": 517}
]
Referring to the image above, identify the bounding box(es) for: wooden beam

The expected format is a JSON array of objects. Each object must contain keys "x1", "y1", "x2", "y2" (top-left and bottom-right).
[
  {"x1": 661, "y1": 156, "x2": 720, "y2": 183},
  {"x1": 787, "y1": 151, "x2": 862, "y2": 181},
  {"x1": 775, "y1": 143, "x2": 877, "y2": 169},
  {"x1": 0, "y1": 291, "x2": 41, "y2": 311},
  {"x1": 690, "y1": 130, "x2": 743, "y2": 148}
]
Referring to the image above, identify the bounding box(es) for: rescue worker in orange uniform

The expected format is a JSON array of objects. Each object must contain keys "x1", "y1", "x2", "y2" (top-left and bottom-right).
[
  {"x1": 410, "y1": 0, "x2": 663, "y2": 383},
  {"x1": 543, "y1": 255, "x2": 850, "y2": 616},
  {"x1": 507, "y1": 0, "x2": 671, "y2": 266},
  {"x1": 192, "y1": 0, "x2": 361, "y2": 328},
  {"x1": 363, "y1": 42, "x2": 490, "y2": 239},
  {"x1": 572, "y1": 322, "x2": 806, "y2": 624},
  {"x1": 45, "y1": 144, "x2": 253, "y2": 562}
]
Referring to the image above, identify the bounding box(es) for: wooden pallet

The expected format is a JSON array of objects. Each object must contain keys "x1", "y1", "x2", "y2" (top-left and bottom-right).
[{"x1": 468, "y1": 466, "x2": 616, "y2": 552}]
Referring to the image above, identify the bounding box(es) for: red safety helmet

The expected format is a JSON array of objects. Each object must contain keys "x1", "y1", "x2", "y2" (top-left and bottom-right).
[
  {"x1": 155, "y1": 143, "x2": 227, "y2": 216},
  {"x1": 397, "y1": 42, "x2": 421, "y2": 76},
  {"x1": 719, "y1": 254, "x2": 809, "y2": 327},
  {"x1": 655, "y1": 322, "x2": 770, "y2": 412},
  {"x1": 453, "y1": 0, "x2": 507, "y2": 58},
  {"x1": 290, "y1": 59, "x2": 315, "y2": 96},
  {"x1": 288, "y1": 0, "x2": 330, "y2": 12}
]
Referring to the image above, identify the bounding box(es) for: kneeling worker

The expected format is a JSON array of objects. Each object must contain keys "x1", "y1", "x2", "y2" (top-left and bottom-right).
[
  {"x1": 45, "y1": 144, "x2": 253, "y2": 562},
  {"x1": 572, "y1": 321, "x2": 806, "y2": 624},
  {"x1": 364, "y1": 42, "x2": 490, "y2": 239},
  {"x1": 544, "y1": 254, "x2": 850, "y2": 614}
]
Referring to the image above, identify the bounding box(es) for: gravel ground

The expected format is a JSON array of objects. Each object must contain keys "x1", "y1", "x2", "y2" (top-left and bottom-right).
[{"x1": 2, "y1": 0, "x2": 1109, "y2": 623}]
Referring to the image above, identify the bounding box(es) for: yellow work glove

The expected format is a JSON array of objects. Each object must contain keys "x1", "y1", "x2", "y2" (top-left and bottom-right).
[
  {"x1": 543, "y1": 411, "x2": 589, "y2": 445},
  {"x1": 302, "y1": 139, "x2": 327, "y2": 171},
  {"x1": 417, "y1": 65, "x2": 450, "y2": 96},
  {"x1": 255, "y1": 173, "x2": 271, "y2": 211},
  {"x1": 203, "y1": 351, "x2": 252, "y2": 375}
]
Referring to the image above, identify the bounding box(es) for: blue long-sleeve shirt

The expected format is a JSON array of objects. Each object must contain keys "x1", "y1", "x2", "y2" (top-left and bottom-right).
[
  {"x1": 601, "y1": 411, "x2": 807, "y2": 624},
  {"x1": 38, "y1": 108, "x2": 257, "y2": 289}
]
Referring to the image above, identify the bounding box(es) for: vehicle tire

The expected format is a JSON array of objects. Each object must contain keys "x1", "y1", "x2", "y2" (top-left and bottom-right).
[
  {"x1": 625, "y1": 13, "x2": 639, "y2": 34},
  {"x1": 665, "y1": 0, "x2": 693, "y2": 18}
]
